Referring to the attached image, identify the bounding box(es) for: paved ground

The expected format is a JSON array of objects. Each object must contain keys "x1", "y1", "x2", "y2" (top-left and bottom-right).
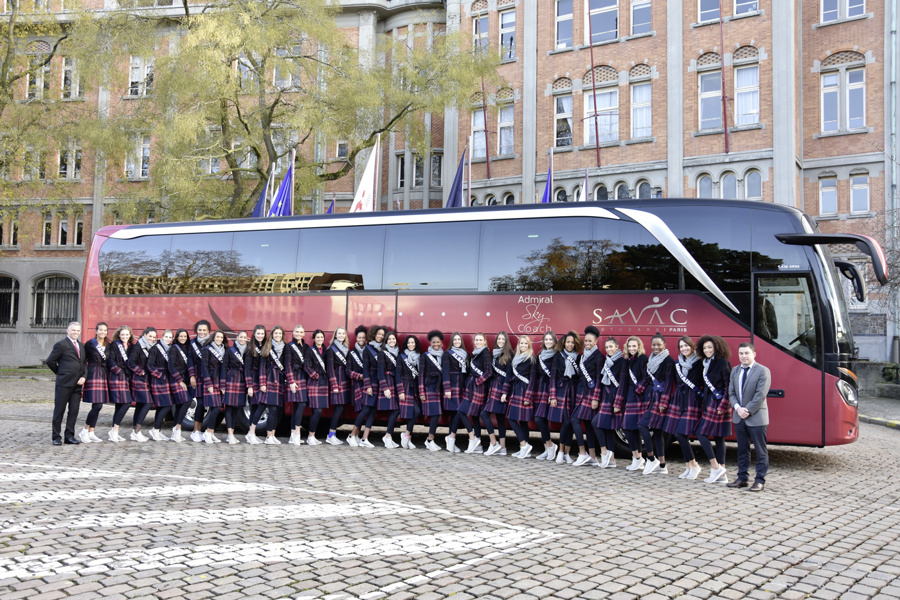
[{"x1": 1, "y1": 384, "x2": 900, "y2": 599}]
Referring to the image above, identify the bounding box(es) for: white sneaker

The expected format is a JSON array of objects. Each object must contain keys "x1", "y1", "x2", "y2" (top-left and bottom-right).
[
  {"x1": 535, "y1": 448, "x2": 549, "y2": 460},
  {"x1": 555, "y1": 451, "x2": 565, "y2": 464},
  {"x1": 485, "y1": 443, "x2": 501, "y2": 456},
  {"x1": 190, "y1": 431, "x2": 203, "y2": 443},
  {"x1": 687, "y1": 466, "x2": 701, "y2": 480},
  {"x1": 590, "y1": 458, "x2": 601, "y2": 466},
  {"x1": 642, "y1": 457, "x2": 660, "y2": 475},
  {"x1": 147, "y1": 429, "x2": 161, "y2": 441},
  {"x1": 326, "y1": 433, "x2": 343, "y2": 445},
  {"x1": 359, "y1": 438, "x2": 375, "y2": 448},
  {"x1": 203, "y1": 431, "x2": 214, "y2": 444},
  {"x1": 546, "y1": 444, "x2": 558, "y2": 462},
  {"x1": 288, "y1": 432, "x2": 298, "y2": 446},
  {"x1": 211, "y1": 434, "x2": 222, "y2": 443},
  {"x1": 678, "y1": 467, "x2": 691, "y2": 479},
  {"x1": 170, "y1": 430, "x2": 182, "y2": 443},
  {"x1": 425, "y1": 439, "x2": 441, "y2": 452},
  {"x1": 600, "y1": 451, "x2": 613, "y2": 468},
  {"x1": 264, "y1": 436, "x2": 280, "y2": 445},
  {"x1": 107, "y1": 430, "x2": 121, "y2": 443},
  {"x1": 718, "y1": 475, "x2": 729, "y2": 484},
  {"x1": 383, "y1": 434, "x2": 398, "y2": 449},
  {"x1": 400, "y1": 433, "x2": 410, "y2": 449},
  {"x1": 445, "y1": 437, "x2": 457, "y2": 453},
  {"x1": 89, "y1": 431, "x2": 103, "y2": 443},
  {"x1": 564, "y1": 454, "x2": 574, "y2": 464},
  {"x1": 626, "y1": 457, "x2": 646, "y2": 471},
  {"x1": 517, "y1": 443, "x2": 533, "y2": 459},
  {"x1": 78, "y1": 429, "x2": 91, "y2": 444},
  {"x1": 131, "y1": 431, "x2": 149, "y2": 443},
  {"x1": 607, "y1": 458, "x2": 617, "y2": 468},
  {"x1": 246, "y1": 433, "x2": 260, "y2": 445},
  {"x1": 465, "y1": 438, "x2": 481, "y2": 454},
  {"x1": 308, "y1": 436, "x2": 321, "y2": 446},
  {"x1": 657, "y1": 465, "x2": 669, "y2": 474},
  {"x1": 704, "y1": 466, "x2": 725, "y2": 483},
  {"x1": 226, "y1": 434, "x2": 239, "y2": 445},
  {"x1": 573, "y1": 453, "x2": 592, "y2": 467},
  {"x1": 497, "y1": 447, "x2": 508, "y2": 456},
  {"x1": 347, "y1": 435, "x2": 360, "y2": 447}
]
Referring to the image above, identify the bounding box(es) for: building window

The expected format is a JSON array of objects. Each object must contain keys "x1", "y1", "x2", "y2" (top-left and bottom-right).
[
  {"x1": 822, "y1": 0, "x2": 865, "y2": 23},
  {"x1": 8, "y1": 219, "x2": 18, "y2": 246},
  {"x1": 336, "y1": 141, "x2": 348, "y2": 160},
  {"x1": 698, "y1": 175, "x2": 713, "y2": 198},
  {"x1": 616, "y1": 183, "x2": 630, "y2": 199},
  {"x1": 61, "y1": 58, "x2": 84, "y2": 99},
  {"x1": 847, "y1": 69, "x2": 865, "y2": 129},
  {"x1": 595, "y1": 184, "x2": 608, "y2": 201},
  {"x1": 413, "y1": 155, "x2": 424, "y2": 187},
  {"x1": 555, "y1": 95, "x2": 573, "y2": 147},
  {"x1": 556, "y1": 0, "x2": 574, "y2": 49},
  {"x1": 500, "y1": 10, "x2": 515, "y2": 59},
  {"x1": 822, "y1": 66, "x2": 865, "y2": 133},
  {"x1": 397, "y1": 155, "x2": 405, "y2": 188},
  {"x1": 632, "y1": 0, "x2": 651, "y2": 35},
  {"x1": 482, "y1": 194, "x2": 496, "y2": 206},
  {"x1": 699, "y1": 71, "x2": 722, "y2": 130},
  {"x1": 637, "y1": 181, "x2": 652, "y2": 199},
  {"x1": 273, "y1": 46, "x2": 302, "y2": 90},
  {"x1": 125, "y1": 135, "x2": 151, "y2": 179},
  {"x1": 0, "y1": 276, "x2": 18, "y2": 327},
  {"x1": 26, "y1": 56, "x2": 51, "y2": 100},
  {"x1": 734, "y1": 65, "x2": 759, "y2": 125},
  {"x1": 58, "y1": 217, "x2": 68, "y2": 246},
  {"x1": 431, "y1": 154, "x2": 442, "y2": 187},
  {"x1": 31, "y1": 275, "x2": 79, "y2": 329},
  {"x1": 819, "y1": 178, "x2": 837, "y2": 214},
  {"x1": 848, "y1": 0, "x2": 865, "y2": 17},
  {"x1": 588, "y1": 0, "x2": 618, "y2": 44},
  {"x1": 23, "y1": 147, "x2": 46, "y2": 181},
  {"x1": 42, "y1": 213, "x2": 52, "y2": 246},
  {"x1": 75, "y1": 217, "x2": 84, "y2": 246},
  {"x1": 850, "y1": 174, "x2": 869, "y2": 213},
  {"x1": 555, "y1": 188, "x2": 568, "y2": 202},
  {"x1": 128, "y1": 56, "x2": 153, "y2": 97},
  {"x1": 698, "y1": 0, "x2": 719, "y2": 21},
  {"x1": 502, "y1": 193, "x2": 515, "y2": 205},
  {"x1": 721, "y1": 172, "x2": 737, "y2": 198},
  {"x1": 472, "y1": 109, "x2": 486, "y2": 159},
  {"x1": 473, "y1": 15, "x2": 489, "y2": 53},
  {"x1": 58, "y1": 142, "x2": 82, "y2": 180},
  {"x1": 822, "y1": 0, "x2": 838, "y2": 21},
  {"x1": 585, "y1": 89, "x2": 618, "y2": 144},
  {"x1": 735, "y1": 0, "x2": 758, "y2": 13},
  {"x1": 498, "y1": 105, "x2": 514, "y2": 155},
  {"x1": 631, "y1": 82, "x2": 651, "y2": 138},
  {"x1": 746, "y1": 170, "x2": 762, "y2": 200},
  {"x1": 822, "y1": 73, "x2": 839, "y2": 131}
]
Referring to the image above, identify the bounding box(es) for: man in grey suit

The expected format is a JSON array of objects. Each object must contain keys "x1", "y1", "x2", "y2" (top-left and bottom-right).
[{"x1": 726, "y1": 342, "x2": 771, "y2": 492}]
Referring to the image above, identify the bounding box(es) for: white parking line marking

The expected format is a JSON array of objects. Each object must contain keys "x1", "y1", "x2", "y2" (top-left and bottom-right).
[
  {"x1": 0, "y1": 482, "x2": 275, "y2": 504},
  {"x1": 0, "y1": 471, "x2": 134, "y2": 483}
]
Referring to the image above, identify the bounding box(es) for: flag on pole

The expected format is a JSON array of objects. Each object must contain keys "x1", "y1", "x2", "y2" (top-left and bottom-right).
[
  {"x1": 581, "y1": 168, "x2": 589, "y2": 202},
  {"x1": 446, "y1": 142, "x2": 468, "y2": 208},
  {"x1": 268, "y1": 164, "x2": 293, "y2": 217},
  {"x1": 251, "y1": 172, "x2": 273, "y2": 217},
  {"x1": 541, "y1": 151, "x2": 554, "y2": 203},
  {"x1": 326, "y1": 199, "x2": 335, "y2": 214},
  {"x1": 350, "y1": 137, "x2": 380, "y2": 213}
]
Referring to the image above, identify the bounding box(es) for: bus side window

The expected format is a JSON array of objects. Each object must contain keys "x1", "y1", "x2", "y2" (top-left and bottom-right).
[
  {"x1": 298, "y1": 226, "x2": 385, "y2": 291},
  {"x1": 756, "y1": 275, "x2": 819, "y2": 364},
  {"x1": 384, "y1": 222, "x2": 479, "y2": 290}
]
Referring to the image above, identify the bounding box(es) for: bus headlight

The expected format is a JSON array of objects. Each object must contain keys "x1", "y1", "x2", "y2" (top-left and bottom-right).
[{"x1": 836, "y1": 379, "x2": 858, "y2": 408}]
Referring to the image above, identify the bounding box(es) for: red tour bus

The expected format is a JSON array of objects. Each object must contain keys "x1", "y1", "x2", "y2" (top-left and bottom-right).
[{"x1": 83, "y1": 199, "x2": 887, "y2": 446}]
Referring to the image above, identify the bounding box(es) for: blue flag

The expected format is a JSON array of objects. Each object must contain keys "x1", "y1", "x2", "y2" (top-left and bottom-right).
[
  {"x1": 251, "y1": 174, "x2": 271, "y2": 217},
  {"x1": 541, "y1": 153, "x2": 554, "y2": 203},
  {"x1": 445, "y1": 146, "x2": 467, "y2": 208},
  {"x1": 326, "y1": 199, "x2": 334, "y2": 214},
  {"x1": 268, "y1": 165, "x2": 293, "y2": 217}
]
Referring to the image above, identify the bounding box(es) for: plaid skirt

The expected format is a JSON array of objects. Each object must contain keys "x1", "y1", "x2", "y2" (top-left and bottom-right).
[
  {"x1": 169, "y1": 379, "x2": 192, "y2": 405},
  {"x1": 639, "y1": 388, "x2": 669, "y2": 430},
  {"x1": 377, "y1": 373, "x2": 399, "y2": 411},
  {"x1": 532, "y1": 375, "x2": 551, "y2": 420},
  {"x1": 399, "y1": 389, "x2": 420, "y2": 420},
  {"x1": 131, "y1": 375, "x2": 151, "y2": 405},
  {"x1": 330, "y1": 387, "x2": 350, "y2": 407},
  {"x1": 259, "y1": 367, "x2": 284, "y2": 407},
  {"x1": 107, "y1": 370, "x2": 132, "y2": 404},
  {"x1": 443, "y1": 372, "x2": 464, "y2": 412},
  {"x1": 592, "y1": 385, "x2": 621, "y2": 429},
  {"x1": 663, "y1": 385, "x2": 701, "y2": 436},
  {"x1": 546, "y1": 380, "x2": 575, "y2": 423},
  {"x1": 307, "y1": 376, "x2": 330, "y2": 409},
  {"x1": 696, "y1": 394, "x2": 733, "y2": 438},
  {"x1": 350, "y1": 377, "x2": 368, "y2": 412},
  {"x1": 223, "y1": 369, "x2": 247, "y2": 407},
  {"x1": 150, "y1": 375, "x2": 173, "y2": 407},
  {"x1": 420, "y1": 386, "x2": 443, "y2": 417},
  {"x1": 482, "y1": 377, "x2": 507, "y2": 414},
  {"x1": 82, "y1": 364, "x2": 109, "y2": 404},
  {"x1": 462, "y1": 377, "x2": 488, "y2": 418},
  {"x1": 622, "y1": 386, "x2": 651, "y2": 430},
  {"x1": 505, "y1": 380, "x2": 532, "y2": 422}
]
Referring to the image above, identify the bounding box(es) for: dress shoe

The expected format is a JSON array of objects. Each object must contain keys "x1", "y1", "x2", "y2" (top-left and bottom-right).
[
  {"x1": 52, "y1": 438, "x2": 62, "y2": 446},
  {"x1": 748, "y1": 482, "x2": 765, "y2": 492},
  {"x1": 64, "y1": 437, "x2": 81, "y2": 445},
  {"x1": 726, "y1": 479, "x2": 749, "y2": 488}
]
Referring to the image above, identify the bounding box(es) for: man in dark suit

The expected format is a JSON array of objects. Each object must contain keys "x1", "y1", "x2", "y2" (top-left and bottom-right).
[
  {"x1": 726, "y1": 342, "x2": 771, "y2": 492},
  {"x1": 46, "y1": 321, "x2": 87, "y2": 445}
]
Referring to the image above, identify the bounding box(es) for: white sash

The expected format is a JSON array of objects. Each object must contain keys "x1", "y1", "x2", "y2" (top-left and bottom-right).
[
  {"x1": 539, "y1": 357, "x2": 552, "y2": 378},
  {"x1": 450, "y1": 350, "x2": 467, "y2": 373},
  {"x1": 579, "y1": 356, "x2": 595, "y2": 388},
  {"x1": 384, "y1": 351, "x2": 397, "y2": 368},
  {"x1": 175, "y1": 345, "x2": 188, "y2": 365},
  {"x1": 291, "y1": 343, "x2": 305, "y2": 363},
  {"x1": 470, "y1": 357, "x2": 484, "y2": 378},
  {"x1": 702, "y1": 371, "x2": 721, "y2": 398},
  {"x1": 140, "y1": 346, "x2": 149, "y2": 358},
  {"x1": 426, "y1": 353, "x2": 442, "y2": 371},
  {"x1": 675, "y1": 364, "x2": 696, "y2": 390},
  {"x1": 93, "y1": 340, "x2": 107, "y2": 361},
  {"x1": 492, "y1": 359, "x2": 506, "y2": 377},
  {"x1": 155, "y1": 345, "x2": 169, "y2": 363},
  {"x1": 191, "y1": 340, "x2": 203, "y2": 361},
  {"x1": 312, "y1": 347, "x2": 326, "y2": 372},
  {"x1": 232, "y1": 347, "x2": 244, "y2": 365},
  {"x1": 629, "y1": 367, "x2": 638, "y2": 386},
  {"x1": 332, "y1": 348, "x2": 347, "y2": 366},
  {"x1": 403, "y1": 354, "x2": 419, "y2": 379},
  {"x1": 269, "y1": 349, "x2": 285, "y2": 372},
  {"x1": 350, "y1": 349, "x2": 365, "y2": 369},
  {"x1": 513, "y1": 364, "x2": 530, "y2": 385},
  {"x1": 602, "y1": 364, "x2": 619, "y2": 388},
  {"x1": 116, "y1": 341, "x2": 129, "y2": 363}
]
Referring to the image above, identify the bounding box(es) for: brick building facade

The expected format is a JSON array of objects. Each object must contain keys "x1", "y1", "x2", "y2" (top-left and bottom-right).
[{"x1": 0, "y1": 0, "x2": 896, "y2": 365}]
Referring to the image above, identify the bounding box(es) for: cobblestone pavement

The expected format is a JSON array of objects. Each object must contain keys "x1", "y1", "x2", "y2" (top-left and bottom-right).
[{"x1": 1, "y1": 398, "x2": 899, "y2": 599}]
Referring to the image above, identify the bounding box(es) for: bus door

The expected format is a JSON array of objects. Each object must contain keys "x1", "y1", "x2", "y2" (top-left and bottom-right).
[{"x1": 752, "y1": 272, "x2": 824, "y2": 445}]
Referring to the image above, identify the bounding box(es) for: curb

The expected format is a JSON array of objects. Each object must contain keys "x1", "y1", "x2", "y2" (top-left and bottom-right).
[{"x1": 859, "y1": 415, "x2": 900, "y2": 430}]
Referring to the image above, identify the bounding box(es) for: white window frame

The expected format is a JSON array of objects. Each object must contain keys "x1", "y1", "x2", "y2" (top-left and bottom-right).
[
  {"x1": 273, "y1": 46, "x2": 302, "y2": 90},
  {"x1": 61, "y1": 57, "x2": 84, "y2": 100},
  {"x1": 413, "y1": 155, "x2": 424, "y2": 188},
  {"x1": 125, "y1": 135, "x2": 151, "y2": 179},
  {"x1": 128, "y1": 56, "x2": 153, "y2": 97},
  {"x1": 584, "y1": 87, "x2": 619, "y2": 145},
  {"x1": 473, "y1": 15, "x2": 489, "y2": 53},
  {"x1": 431, "y1": 153, "x2": 442, "y2": 187},
  {"x1": 699, "y1": 70, "x2": 722, "y2": 130},
  {"x1": 631, "y1": 0, "x2": 651, "y2": 35},
  {"x1": 819, "y1": 178, "x2": 838, "y2": 215},
  {"x1": 821, "y1": 66, "x2": 866, "y2": 133},
  {"x1": 630, "y1": 82, "x2": 651, "y2": 138},
  {"x1": 697, "y1": 175, "x2": 713, "y2": 198},
  {"x1": 472, "y1": 108, "x2": 487, "y2": 159},
  {"x1": 821, "y1": 72, "x2": 840, "y2": 132},
  {"x1": 847, "y1": 0, "x2": 865, "y2": 18},
  {"x1": 499, "y1": 10, "x2": 515, "y2": 60},
  {"x1": 74, "y1": 217, "x2": 84, "y2": 247},
  {"x1": 396, "y1": 154, "x2": 405, "y2": 189},
  {"x1": 698, "y1": 0, "x2": 720, "y2": 22},
  {"x1": 735, "y1": 0, "x2": 758, "y2": 14},
  {"x1": 637, "y1": 180, "x2": 652, "y2": 199},
  {"x1": 822, "y1": 0, "x2": 865, "y2": 23},
  {"x1": 336, "y1": 141, "x2": 348, "y2": 160},
  {"x1": 847, "y1": 68, "x2": 865, "y2": 130},
  {"x1": 26, "y1": 56, "x2": 51, "y2": 101},
  {"x1": 498, "y1": 104, "x2": 514, "y2": 155},
  {"x1": 586, "y1": 0, "x2": 618, "y2": 45},
  {"x1": 745, "y1": 170, "x2": 762, "y2": 201},
  {"x1": 556, "y1": 0, "x2": 574, "y2": 49},
  {"x1": 58, "y1": 216, "x2": 69, "y2": 246},
  {"x1": 555, "y1": 94, "x2": 573, "y2": 148},
  {"x1": 42, "y1": 213, "x2": 52, "y2": 246},
  {"x1": 850, "y1": 174, "x2": 869, "y2": 213},
  {"x1": 734, "y1": 65, "x2": 759, "y2": 126},
  {"x1": 721, "y1": 172, "x2": 737, "y2": 199},
  {"x1": 58, "y1": 141, "x2": 82, "y2": 180}
]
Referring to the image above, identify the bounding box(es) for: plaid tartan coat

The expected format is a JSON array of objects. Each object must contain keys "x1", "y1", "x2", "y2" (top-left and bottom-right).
[
  {"x1": 285, "y1": 341, "x2": 310, "y2": 405},
  {"x1": 167, "y1": 343, "x2": 193, "y2": 405},
  {"x1": 441, "y1": 350, "x2": 467, "y2": 412},
  {"x1": 259, "y1": 349, "x2": 286, "y2": 407},
  {"x1": 82, "y1": 339, "x2": 109, "y2": 404},
  {"x1": 106, "y1": 340, "x2": 132, "y2": 404},
  {"x1": 696, "y1": 357, "x2": 734, "y2": 438},
  {"x1": 305, "y1": 344, "x2": 330, "y2": 409},
  {"x1": 501, "y1": 358, "x2": 537, "y2": 423},
  {"x1": 348, "y1": 346, "x2": 372, "y2": 412},
  {"x1": 482, "y1": 357, "x2": 510, "y2": 415},
  {"x1": 326, "y1": 344, "x2": 350, "y2": 405},
  {"x1": 571, "y1": 351, "x2": 602, "y2": 422},
  {"x1": 148, "y1": 343, "x2": 173, "y2": 407},
  {"x1": 418, "y1": 352, "x2": 444, "y2": 417},
  {"x1": 397, "y1": 352, "x2": 420, "y2": 420},
  {"x1": 593, "y1": 355, "x2": 625, "y2": 430},
  {"x1": 127, "y1": 342, "x2": 151, "y2": 404},
  {"x1": 532, "y1": 351, "x2": 559, "y2": 420},
  {"x1": 201, "y1": 345, "x2": 226, "y2": 408},
  {"x1": 546, "y1": 352, "x2": 578, "y2": 423},
  {"x1": 462, "y1": 349, "x2": 492, "y2": 418},
  {"x1": 618, "y1": 354, "x2": 649, "y2": 430},
  {"x1": 637, "y1": 356, "x2": 675, "y2": 430},
  {"x1": 377, "y1": 350, "x2": 400, "y2": 411},
  {"x1": 223, "y1": 346, "x2": 248, "y2": 407},
  {"x1": 663, "y1": 359, "x2": 704, "y2": 436}
]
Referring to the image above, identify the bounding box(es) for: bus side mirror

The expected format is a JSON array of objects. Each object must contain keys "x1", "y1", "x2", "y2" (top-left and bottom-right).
[{"x1": 834, "y1": 260, "x2": 866, "y2": 303}]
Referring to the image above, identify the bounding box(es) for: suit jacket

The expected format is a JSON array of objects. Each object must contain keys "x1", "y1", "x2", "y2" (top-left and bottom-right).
[
  {"x1": 46, "y1": 337, "x2": 87, "y2": 389},
  {"x1": 728, "y1": 362, "x2": 771, "y2": 426}
]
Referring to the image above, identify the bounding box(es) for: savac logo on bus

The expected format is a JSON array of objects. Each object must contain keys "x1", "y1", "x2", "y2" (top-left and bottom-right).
[{"x1": 593, "y1": 296, "x2": 688, "y2": 333}]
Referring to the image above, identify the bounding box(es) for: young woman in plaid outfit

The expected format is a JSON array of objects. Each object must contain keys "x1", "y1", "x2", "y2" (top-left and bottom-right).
[
  {"x1": 222, "y1": 330, "x2": 250, "y2": 445},
  {"x1": 105, "y1": 325, "x2": 134, "y2": 442},
  {"x1": 147, "y1": 329, "x2": 174, "y2": 441},
  {"x1": 666, "y1": 336, "x2": 704, "y2": 480},
  {"x1": 167, "y1": 329, "x2": 193, "y2": 443},
  {"x1": 78, "y1": 322, "x2": 110, "y2": 444},
  {"x1": 304, "y1": 329, "x2": 330, "y2": 445},
  {"x1": 397, "y1": 335, "x2": 421, "y2": 449},
  {"x1": 285, "y1": 325, "x2": 309, "y2": 446},
  {"x1": 482, "y1": 332, "x2": 513, "y2": 457},
  {"x1": 420, "y1": 330, "x2": 445, "y2": 452},
  {"x1": 695, "y1": 335, "x2": 733, "y2": 484},
  {"x1": 200, "y1": 330, "x2": 227, "y2": 444}
]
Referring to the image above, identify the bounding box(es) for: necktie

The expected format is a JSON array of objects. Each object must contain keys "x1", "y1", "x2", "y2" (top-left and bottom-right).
[
  {"x1": 740, "y1": 366, "x2": 749, "y2": 391},
  {"x1": 73, "y1": 339, "x2": 80, "y2": 359}
]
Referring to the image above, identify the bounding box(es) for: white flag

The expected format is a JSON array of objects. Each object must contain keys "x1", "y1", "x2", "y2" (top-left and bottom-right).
[{"x1": 349, "y1": 136, "x2": 380, "y2": 213}]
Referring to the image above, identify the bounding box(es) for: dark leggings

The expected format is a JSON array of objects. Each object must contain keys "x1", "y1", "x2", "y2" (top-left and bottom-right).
[
  {"x1": 558, "y1": 416, "x2": 573, "y2": 448},
  {"x1": 674, "y1": 433, "x2": 695, "y2": 462},
  {"x1": 153, "y1": 406, "x2": 172, "y2": 430},
  {"x1": 446, "y1": 410, "x2": 459, "y2": 435},
  {"x1": 480, "y1": 410, "x2": 506, "y2": 439},
  {"x1": 698, "y1": 435, "x2": 726, "y2": 464},
  {"x1": 202, "y1": 406, "x2": 221, "y2": 431},
  {"x1": 385, "y1": 409, "x2": 400, "y2": 435},
  {"x1": 534, "y1": 416, "x2": 551, "y2": 445},
  {"x1": 451, "y1": 411, "x2": 480, "y2": 437},
  {"x1": 85, "y1": 404, "x2": 104, "y2": 428},
  {"x1": 624, "y1": 429, "x2": 642, "y2": 453},
  {"x1": 571, "y1": 419, "x2": 594, "y2": 450},
  {"x1": 329, "y1": 404, "x2": 345, "y2": 431},
  {"x1": 250, "y1": 404, "x2": 280, "y2": 432},
  {"x1": 112, "y1": 403, "x2": 130, "y2": 426},
  {"x1": 290, "y1": 402, "x2": 308, "y2": 429},
  {"x1": 194, "y1": 404, "x2": 206, "y2": 427},
  {"x1": 639, "y1": 426, "x2": 666, "y2": 461},
  {"x1": 308, "y1": 408, "x2": 323, "y2": 436},
  {"x1": 428, "y1": 415, "x2": 440, "y2": 436},
  {"x1": 354, "y1": 405, "x2": 376, "y2": 430},
  {"x1": 133, "y1": 403, "x2": 151, "y2": 429},
  {"x1": 509, "y1": 420, "x2": 530, "y2": 446},
  {"x1": 224, "y1": 406, "x2": 239, "y2": 430},
  {"x1": 592, "y1": 424, "x2": 618, "y2": 452},
  {"x1": 173, "y1": 403, "x2": 190, "y2": 429},
  {"x1": 405, "y1": 403, "x2": 422, "y2": 434}
]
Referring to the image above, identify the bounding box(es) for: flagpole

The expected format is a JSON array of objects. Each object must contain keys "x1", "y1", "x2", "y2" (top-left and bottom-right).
[
  {"x1": 290, "y1": 148, "x2": 296, "y2": 216},
  {"x1": 374, "y1": 133, "x2": 381, "y2": 212},
  {"x1": 587, "y1": 10, "x2": 601, "y2": 168},
  {"x1": 550, "y1": 149, "x2": 554, "y2": 201},
  {"x1": 466, "y1": 135, "x2": 472, "y2": 207}
]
